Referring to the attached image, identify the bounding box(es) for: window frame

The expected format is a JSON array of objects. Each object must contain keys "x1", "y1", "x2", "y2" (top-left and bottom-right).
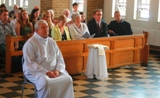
[{"x1": 158, "y1": 0, "x2": 160, "y2": 22}]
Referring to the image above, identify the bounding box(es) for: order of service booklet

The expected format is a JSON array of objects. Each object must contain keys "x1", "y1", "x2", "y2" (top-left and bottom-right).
[{"x1": 83, "y1": 32, "x2": 95, "y2": 38}]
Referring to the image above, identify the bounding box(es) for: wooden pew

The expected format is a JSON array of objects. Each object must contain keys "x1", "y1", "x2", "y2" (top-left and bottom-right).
[
  {"x1": 5, "y1": 35, "x2": 29, "y2": 74},
  {"x1": 5, "y1": 31, "x2": 149, "y2": 74}
]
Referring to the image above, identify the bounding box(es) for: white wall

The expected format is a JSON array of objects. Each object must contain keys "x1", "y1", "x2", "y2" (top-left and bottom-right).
[
  {"x1": 3, "y1": 0, "x2": 40, "y2": 14},
  {"x1": 103, "y1": 0, "x2": 160, "y2": 46}
]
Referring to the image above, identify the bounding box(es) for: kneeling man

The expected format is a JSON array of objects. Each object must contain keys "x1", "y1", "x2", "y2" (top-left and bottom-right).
[{"x1": 22, "y1": 20, "x2": 74, "y2": 98}]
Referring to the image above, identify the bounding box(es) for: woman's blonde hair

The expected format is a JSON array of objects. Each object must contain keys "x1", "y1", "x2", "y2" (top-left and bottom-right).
[
  {"x1": 41, "y1": 10, "x2": 54, "y2": 33},
  {"x1": 41, "y1": 10, "x2": 50, "y2": 19},
  {"x1": 58, "y1": 15, "x2": 67, "y2": 23}
]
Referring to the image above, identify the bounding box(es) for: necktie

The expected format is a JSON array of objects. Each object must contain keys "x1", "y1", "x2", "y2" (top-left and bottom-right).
[{"x1": 97, "y1": 23, "x2": 101, "y2": 34}]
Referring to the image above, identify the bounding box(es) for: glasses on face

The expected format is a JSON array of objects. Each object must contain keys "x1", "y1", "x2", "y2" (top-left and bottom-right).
[{"x1": 95, "y1": 14, "x2": 102, "y2": 16}]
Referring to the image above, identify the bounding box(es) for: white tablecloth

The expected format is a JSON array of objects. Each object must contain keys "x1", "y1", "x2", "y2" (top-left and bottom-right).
[{"x1": 85, "y1": 44, "x2": 109, "y2": 80}]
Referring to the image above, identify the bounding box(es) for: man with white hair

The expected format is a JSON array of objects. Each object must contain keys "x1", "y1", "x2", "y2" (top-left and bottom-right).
[
  {"x1": 63, "y1": 9, "x2": 71, "y2": 22},
  {"x1": 22, "y1": 20, "x2": 74, "y2": 98}
]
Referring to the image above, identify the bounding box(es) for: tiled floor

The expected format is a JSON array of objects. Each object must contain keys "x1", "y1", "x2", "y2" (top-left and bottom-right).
[{"x1": 0, "y1": 51, "x2": 160, "y2": 98}]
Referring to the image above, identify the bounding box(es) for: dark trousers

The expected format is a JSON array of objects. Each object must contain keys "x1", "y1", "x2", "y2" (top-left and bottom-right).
[
  {"x1": 0, "y1": 43, "x2": 22, "y2": 71},
  {"x1": 0, "y1": 43, "x2": 6, "y2": 58},
  {"x1": 0, "y1": 43, "x2": 6, "y2": 64}
]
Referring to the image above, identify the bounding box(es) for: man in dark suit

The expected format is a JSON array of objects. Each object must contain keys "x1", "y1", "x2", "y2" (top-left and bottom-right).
[
  {"x1": 9, "y1": 5, "x2": 19, "y2": 18},
  {"x1": 108, "y1": 11, "x2": 133, "y2": 36},
  {"x1": 87, "y1": 9, "x2": 108, "y2": 38}
]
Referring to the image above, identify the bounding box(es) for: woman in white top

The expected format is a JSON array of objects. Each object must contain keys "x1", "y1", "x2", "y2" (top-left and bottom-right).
[{"x1": 68, "y1": 13, "x2": 90, "y2": 40}]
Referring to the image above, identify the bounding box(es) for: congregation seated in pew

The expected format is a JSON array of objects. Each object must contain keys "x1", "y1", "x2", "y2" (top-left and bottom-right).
[
  {"x1": 53, "y1": 17, "x2": 58, "y2": 25},
  {"x1": 87, "y1": 9, "x2": 108, "y2": 38},
  {"x1": 15, "y1": 9, "x2": 33, "y2": 49},
  {"x1": 79, "y1": 11, "x2": 86, "y2": 23},
  {"x1": 108, "y1": 11, "x2": 133, "y2": 36},
  {"x1": 0, "y1": 9, "x2": 18, "y2": 64},
  {"x1": 68, "y1": 13, "x2": 90, "y2": 40},
  {"x1": 63, "y1": 9, "x2": 71, "y2": 22},
  {"x1": 65, "y1": 13, "x2": 74, "y2": 27},
  {"x1": 48, "y1": 9, "x2": 55, "y2": 24},
  {"x1": 5, "y1": 30, "x2": 149, "y2": 74},
  {"x1": 10, "y1": 10, "x2": 20, "y2": 30},
  {"x1": 29, "y1": 8, "x2": 40, "y2": 27},
  {"x1": 41, "y1": 10, "x2": 54, "y2": 37},
  {"x1": 0, "y1": 10, "x2": 18, "y2": 56},
  {"x1": 51, "y1": 15, "x2": 71, "y2": 41},
  {"x1": 9, "y1": 5, "x2": 19, "y2": 18}
]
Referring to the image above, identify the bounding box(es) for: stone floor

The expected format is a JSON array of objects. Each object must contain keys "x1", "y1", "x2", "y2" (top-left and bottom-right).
[{"x1": 0, "y1": 51, "x2": 160, "y2": 98}]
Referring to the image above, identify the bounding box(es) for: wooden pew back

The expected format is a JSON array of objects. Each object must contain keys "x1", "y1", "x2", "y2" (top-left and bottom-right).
[{"x1": 5, "y1": 31, "x2": 149, "y2": 74}]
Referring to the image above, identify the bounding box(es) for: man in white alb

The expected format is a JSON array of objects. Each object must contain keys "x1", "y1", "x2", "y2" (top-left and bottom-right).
[{"x1": 22, "y1": 20, "x2": 74, "y2": 98}]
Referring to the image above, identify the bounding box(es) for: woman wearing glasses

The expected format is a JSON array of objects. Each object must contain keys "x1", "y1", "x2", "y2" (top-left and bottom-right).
[{"x1": 41, "y1": 10, "x2": 54, "y2": 37}]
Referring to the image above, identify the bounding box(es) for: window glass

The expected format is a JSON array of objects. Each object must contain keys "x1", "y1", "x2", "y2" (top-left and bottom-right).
[
  {"x1": 0, "y1": 0, "x2": 6, "y2": 4},
  {"x1": 112, "y1": 0, "x2": 126, "y2": 18},
  {"x1": 9, "y1": 0, "x2": 16, "y2": 6},
  {"x1": 20, "y1": 0, "x2": 28, "y2": 8},
  {"x1": 72, "y1": 0, "x2": 84, "y2": 12},
  {"x1": 134, "y1": 0, "x2": 150, "y2": 20}
]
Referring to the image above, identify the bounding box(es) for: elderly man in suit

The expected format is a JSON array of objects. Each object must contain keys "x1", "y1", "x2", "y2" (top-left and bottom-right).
[{"x1": 87, "y1": 9, "x2": 108, "y2": 38}]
